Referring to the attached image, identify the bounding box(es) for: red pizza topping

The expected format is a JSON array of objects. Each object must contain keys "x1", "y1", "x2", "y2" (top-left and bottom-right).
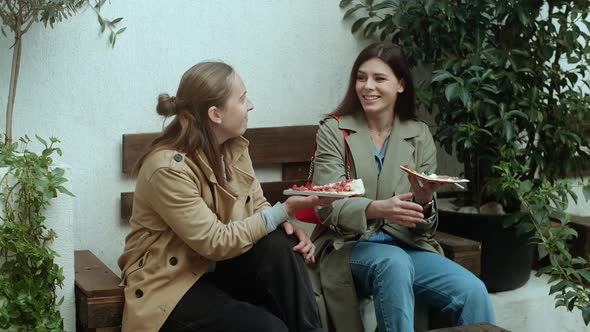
[{"x1": 290, "y1": 179, "x2": 354, "y2": 193}]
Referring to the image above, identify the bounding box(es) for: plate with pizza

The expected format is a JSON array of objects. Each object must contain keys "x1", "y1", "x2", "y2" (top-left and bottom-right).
[
  {"x1": 283, "y1": 179, "x2": 365, "y2": 198},
  {"x1": 400, "y1": 165, "x2": 469, "y2": 185}
]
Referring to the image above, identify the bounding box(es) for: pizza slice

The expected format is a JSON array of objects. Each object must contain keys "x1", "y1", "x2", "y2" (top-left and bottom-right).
[
  {"x1": 283, "y1": 179, "x2": 365, "y2": 197},
  {"x1": 399, "y1": 165, "x2": 469, "y2": 186}
]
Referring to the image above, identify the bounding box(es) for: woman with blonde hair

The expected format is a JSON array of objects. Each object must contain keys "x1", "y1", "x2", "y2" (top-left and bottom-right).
[{"x1": 118, "y1": 61, "x2": 327, "y2": 332}]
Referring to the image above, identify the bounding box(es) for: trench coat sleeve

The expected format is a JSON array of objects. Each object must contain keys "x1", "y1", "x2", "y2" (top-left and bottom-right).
[
  {"x1": 412, "y1": 124, "x2": 439, "y2": 235},
  {"x1": 313, "y1": 120, "x2": 372, "y2": 234},
  {"x1": 147, "y1": 167, "x2": 268, "y2": 261},
  {"x1": 240, "y1": 156, "x2": 272, "y2": 214}
]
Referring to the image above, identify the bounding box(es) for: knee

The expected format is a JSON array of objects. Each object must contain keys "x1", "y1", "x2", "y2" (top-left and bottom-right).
[
  {"x1": 371, "y1": 249, "x2": 413, "y2": 281},
  {"x1": 243, "y1": 315, "x2": 288, "y2": 332},
  {"x1": 239, "y1": 314, "x2": 289, "y2": 332},
  {"x1": 263, "y1": 230, "x2": 297, "y2": 252},
  {"x1": 461, "y1": 276, "x2": 490, "y2": 302}
]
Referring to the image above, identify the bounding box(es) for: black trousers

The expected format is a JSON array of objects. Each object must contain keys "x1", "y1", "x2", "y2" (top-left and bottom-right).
[{"x1": 160, "y1": 231, "x2": 323, "y2": 332}]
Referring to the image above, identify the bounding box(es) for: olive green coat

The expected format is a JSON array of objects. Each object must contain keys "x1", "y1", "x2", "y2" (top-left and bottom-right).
[{"x1": 309, "y1": 113, "x2": 444, "y2": 332}]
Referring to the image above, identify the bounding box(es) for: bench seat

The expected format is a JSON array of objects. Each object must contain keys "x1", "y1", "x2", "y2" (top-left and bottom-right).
[{"x1": 75, "y1": 126, "x2": 487, "y2": 331}]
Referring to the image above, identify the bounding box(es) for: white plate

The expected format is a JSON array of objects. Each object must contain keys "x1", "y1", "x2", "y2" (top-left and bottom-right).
[
  {"x1": 399, "y1": 165, "x2": 470, "y2": 184},
  {"x1": 283, "y1": 179, "x2": 365, "y2": 198}
]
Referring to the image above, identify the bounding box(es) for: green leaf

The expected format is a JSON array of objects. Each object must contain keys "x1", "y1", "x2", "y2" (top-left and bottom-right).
[
  {"x1": 537, "y1": 244, "x2": 548, "y2": 260},
  {"x1": 111, "y1": 17, "x2": 123, "y2": 24},
  {"x1": 579, "y1": 270, "x2": 590, "y2": 284},
  {"x1": 117, "y1": 27, "x2": 127, "y2": 35},
  {"x1": 344, "y1": 4, "x2": 364, "y2": 19},
  {"x1": 583, "y1": 306, "x2": 590, "y2": 325},
  {"x1": 340, "y1": 0, "x2": 353, "y2": 8},
  {"x1": 445, "y1": 82, "x2": 460, "y2": 102},
  {"x1": 432, "y1": 71, "x2": 454, "y2": 83},
  {"x1": 351, "y1": 17, "x2": 370, "y2": 34},
  {"x1": 583, "y1": 184, "x2": 590, "y2": 202}
]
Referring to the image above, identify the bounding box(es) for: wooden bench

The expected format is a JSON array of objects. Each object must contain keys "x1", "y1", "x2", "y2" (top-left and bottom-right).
[{"x1": 75, "y1": 125, "x2": 483, "y2": 331}]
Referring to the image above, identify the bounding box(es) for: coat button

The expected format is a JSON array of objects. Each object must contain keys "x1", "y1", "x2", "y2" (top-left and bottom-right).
[
  {"x1": 169, "y1": 257, "x2": 178, "y2": 266},
  {"x1": 246, "y1": 196, "x2": 251, "y2": 203},
  {"x1": 174, "y1": 154, "x2": 183, "y2": 162},
  {"x1": 138, "y1": 258, "x2": 144, "y2": 267},
  {"x1": 135, "y1": 289, "x2": 144, "y2": 298}
]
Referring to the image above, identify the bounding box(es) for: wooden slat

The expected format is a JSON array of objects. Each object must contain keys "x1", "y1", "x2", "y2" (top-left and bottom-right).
[
  {"x1": 244, "y1": 125, "x2": 318, "y2": 165},
  {"x1": 121, "y1": 179, "x2": 308, "y2": 222},
  {"x1": 283, "y1": 162, "x2": 311, "y2": 181},
  {"x1": 75, "y1": 250, "x2": 123, "y2": 298},
  {"x1": 121, "y1": 192, "x2": 133, "y2": 221},
  {"x1": 121, "y1": 126, "x2": 318, "y2": 174},
  {"x1": 434, "y1": 232, "x2": 481, "y2": 276},
  {"x1": 122, "y1": 133, "x2": 158, "y2": 174}
]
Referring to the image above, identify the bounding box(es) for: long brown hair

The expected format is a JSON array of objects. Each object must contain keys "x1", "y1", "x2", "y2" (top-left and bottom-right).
[
  {"x1": 332, "y1": 42, "x2": 417, "y2": 121},
  {"x1": 134, "y1": 61, "x2": 236, "y2": 190}
]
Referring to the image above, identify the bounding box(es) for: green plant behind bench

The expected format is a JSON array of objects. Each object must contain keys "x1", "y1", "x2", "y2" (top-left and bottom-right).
[
  {"x1": 339, "y1": 0, "x2": 590, "y2": 325},
  {"x1": 0, "y1": 136, "x2": 73, "y2": 331}
]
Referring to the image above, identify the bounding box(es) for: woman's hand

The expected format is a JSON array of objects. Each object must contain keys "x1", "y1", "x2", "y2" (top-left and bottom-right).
[
  {"x1": 366, "y1": 192, "x2": 425, "y2": 228},
  {"x1": 407, "y1": 174, "x2": 441, "y2": 205},
  {"x1": 283, "y1": 195, "x2": 340, "y2": 216},
  {"x1": 281, "y1": 221, "x2": 316, "y2": 263}
]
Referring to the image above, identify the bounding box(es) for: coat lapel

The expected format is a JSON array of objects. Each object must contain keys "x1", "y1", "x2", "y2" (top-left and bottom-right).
[
  {"x1": 339, "y1": 113, "x2": 420, "y2": 200},
  {"x1": 339, "y1": 113, "x2": 379, "y2": 198},
  {"x1": 377, "y1": 116, "x2": 417, "y2": 199},
  {"x1": 194, "y1": 137, "x2": 254, "y2": 224}
]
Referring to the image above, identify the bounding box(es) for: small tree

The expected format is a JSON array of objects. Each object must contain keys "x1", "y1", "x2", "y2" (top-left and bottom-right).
[
  {"x1": 0, "y1": 1, "x2": 124, "y2": 330},
  {"x1": 0, "y1": 0, "x2": 126, "y2": 144}
]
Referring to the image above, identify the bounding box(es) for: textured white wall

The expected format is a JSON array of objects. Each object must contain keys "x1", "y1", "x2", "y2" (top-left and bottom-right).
[{"x1": 0, "y1": 1, "x2": 367, "y2": 275}]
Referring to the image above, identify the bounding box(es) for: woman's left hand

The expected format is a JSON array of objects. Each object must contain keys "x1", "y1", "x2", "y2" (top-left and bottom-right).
[
  {"x1": 407, "y1": 174, "x2": 442, "y2": 205},
  {"x1": 281, "y1": 221, "x2": 316, "y2": 263}
]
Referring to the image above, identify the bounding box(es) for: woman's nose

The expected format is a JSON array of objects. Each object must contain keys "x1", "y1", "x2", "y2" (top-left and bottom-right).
[{"x1": 363, "y1": 78, "x2": 375, "y2": 89}]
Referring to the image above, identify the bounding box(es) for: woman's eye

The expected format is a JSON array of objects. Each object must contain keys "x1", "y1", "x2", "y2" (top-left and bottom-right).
[{"x1": 357, "y1": 76, "x2": 367, "y2": 81}]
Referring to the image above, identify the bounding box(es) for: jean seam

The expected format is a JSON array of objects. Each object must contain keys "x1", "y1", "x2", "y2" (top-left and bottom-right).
[{"x1": 414, "y1": 281, "x2": 462, "y2": 319}]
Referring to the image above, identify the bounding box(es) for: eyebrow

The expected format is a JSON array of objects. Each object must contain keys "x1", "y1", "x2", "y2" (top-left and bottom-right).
[{"x1": 357, "y1": 70, "x2": 388, "y2": 76}]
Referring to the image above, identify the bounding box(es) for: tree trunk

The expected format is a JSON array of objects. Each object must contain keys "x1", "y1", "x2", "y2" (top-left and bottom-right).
[{"x1": 5, "y1": 27, "x2": 22, "y2": 145}]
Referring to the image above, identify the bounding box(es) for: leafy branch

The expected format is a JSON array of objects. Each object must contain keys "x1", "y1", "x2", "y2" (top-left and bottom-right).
[{"x1": 0, "y1": 135, "x2": 73, "y2": 331}]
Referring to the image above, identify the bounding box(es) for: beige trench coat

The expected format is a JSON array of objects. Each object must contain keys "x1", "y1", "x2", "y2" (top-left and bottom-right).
[
  {"x1": 118, "y1": 137, "x2": 271, "y2": 332},
  {"x1": 309, "y1": 113, "x2": 444, "y2": 332}
]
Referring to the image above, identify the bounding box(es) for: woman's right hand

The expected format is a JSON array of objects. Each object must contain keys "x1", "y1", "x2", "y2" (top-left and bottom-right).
[
  {"x1": 366, "y1": 192, "x2": 425, "y2": 228},
  {"x1": 283, "y1": 195, "x2": 339, "y2": 216}
]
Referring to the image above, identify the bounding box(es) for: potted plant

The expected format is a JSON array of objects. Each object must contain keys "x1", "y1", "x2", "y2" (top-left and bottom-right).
[
  {"x1": 0, "y1": 1, "x2": 124, "y2": 330},
  {"x1": 339, "y1": 0, "x2": 590, "y2": 325}
]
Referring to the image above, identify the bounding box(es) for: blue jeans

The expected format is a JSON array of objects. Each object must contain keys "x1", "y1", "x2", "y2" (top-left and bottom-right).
[{"x1": 350, "y1": 231, "x2": 496, "y2": 332}]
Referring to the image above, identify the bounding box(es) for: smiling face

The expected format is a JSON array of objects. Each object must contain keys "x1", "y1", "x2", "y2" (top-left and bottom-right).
[
  {"x1": 210, "y1": 73, "x2": 254, "y2": 143},
  {"x1": 355, "y1": 57, "x2": 405, "y2": 115}
]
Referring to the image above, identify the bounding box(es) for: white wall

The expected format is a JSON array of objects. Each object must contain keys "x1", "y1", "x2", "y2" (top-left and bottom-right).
[{"x1": 0, "y1": 1, "x2": 368, "y2": 274}]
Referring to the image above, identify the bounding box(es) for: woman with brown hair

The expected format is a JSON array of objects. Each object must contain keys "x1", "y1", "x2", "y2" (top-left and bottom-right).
[
  {"x1": 310, "y1": 43, "x2": 496, "y2": 332},
  {"x1": 118, "y1": 61, "x2": 327, "y2": 332}
]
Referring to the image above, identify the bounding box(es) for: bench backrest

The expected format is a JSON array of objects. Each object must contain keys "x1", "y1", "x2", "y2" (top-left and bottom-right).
[{"x1": 121, "y1": 125, "x2": 319, "y2": 221}]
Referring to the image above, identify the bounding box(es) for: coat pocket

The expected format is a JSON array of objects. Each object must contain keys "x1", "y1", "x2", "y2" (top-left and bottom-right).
[{"x1": 121, "y1": 250, "x2": 151, "y2": 286}]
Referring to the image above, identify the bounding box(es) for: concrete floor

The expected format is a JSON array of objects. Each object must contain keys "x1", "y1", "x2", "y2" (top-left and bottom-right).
[{"x1": 490, "y1": 272, "x2": 588, "y2": 332}]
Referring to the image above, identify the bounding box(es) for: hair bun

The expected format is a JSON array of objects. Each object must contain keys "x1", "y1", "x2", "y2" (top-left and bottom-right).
[{"x1": 156, "y1": 93, "x2": 178, "y2": 116}]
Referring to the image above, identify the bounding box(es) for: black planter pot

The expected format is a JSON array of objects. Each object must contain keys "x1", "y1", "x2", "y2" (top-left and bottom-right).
[{"x1": 438, "y1": 207, "x2": 536, "y2": 293}]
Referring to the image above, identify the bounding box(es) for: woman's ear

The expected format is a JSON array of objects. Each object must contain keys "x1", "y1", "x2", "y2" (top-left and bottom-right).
[
  {"x1": 398, "y1": 79, "x2": 406, "y2": 93},
  {"x1": 208, "y1": 106, "x2": 222, "y2": 124}
]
